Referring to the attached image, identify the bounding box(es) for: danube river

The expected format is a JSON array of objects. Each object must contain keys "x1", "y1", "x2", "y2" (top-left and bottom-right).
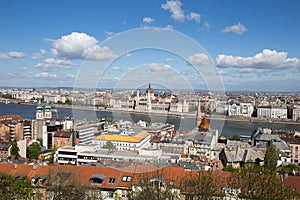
[{"x1": 1, "y1": 102, "x2": 300, "y2": 138}]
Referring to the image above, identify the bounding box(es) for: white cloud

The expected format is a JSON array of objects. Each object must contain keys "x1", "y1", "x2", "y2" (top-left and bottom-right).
[
  {"x1": 161, "y1": 0, "x2": 201, "y2": 23},
  {"x1": 8, "y1": 51, "x2": 26, "y2": 58},
  {"x1": 217, "y1": 69, "x2": 229, "y2": 76},
  {"x1": 165, "y1": 57, "x2": 176, "y2": 62},
  {"x1": 181, "y1": 70, "x2": 193, "y2": 75},
  {"x1": 112, "y1": 66, "x2": 121, "y2": 71},
  {"x1": 239, "y1": 68, "x2": 253, "y2": 73},
  {"x1": 31, "y1": 49, "x2": 47, "y2": 60},
  {"x1": 36, "y1": 58, "x2": 78, "y2": 70},
  {"x1": 148, "y1": 63, "x2": 172, "y2": 71},
  {"x1": 222, "y1": 22, "x2": 247, "y2": 35},
  {"x1": 34, "y1": 72, "x2": 57, "y2": 78},
  {"x1": 0, "y1": 51, "x2": 26, "y2": 59},
  {"x1": 161, "y1": 0, "x2": 185, "y2": 21},
  {"x1": 216, "y1": 49, "x2": 300, "y2": 69},
  {"x1": 124, "y1": 53, "x2": 132, "y2": 58},
  {"x1": 255, "y1": 69, "x2": 272, "y2": 73},
  {"x1": 143, "y1": 17, "x2": 154, "y2": 24},
  {"x1": 165, "y1": 25, "x2": 173, "y2": 30},
  {"x1": 200, "y1": 21, "x2": 211, "y2": 32},
  {"x1": 67, "y1": 74, "x2": 76, "y2": 79},
  {"x1": 51, "y1": 32, "x2": 117, "y2": 60},
  {"x1": 187, "y1": 12, "x2": 200, "y2": 23},
  {"x1": 104, "y1": 31, "x2": 114, "y2": 36},
  {"x1": 187, "y1": 53, "x2": 211, "y2": 66},
  {"x1": 19, "y1": 66, "x2": 28, "y2": 71}
]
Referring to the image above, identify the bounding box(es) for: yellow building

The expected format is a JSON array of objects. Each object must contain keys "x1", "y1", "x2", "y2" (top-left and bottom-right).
[{"x1": 93, "y1": 130, "x2": 151, "y2": 151}]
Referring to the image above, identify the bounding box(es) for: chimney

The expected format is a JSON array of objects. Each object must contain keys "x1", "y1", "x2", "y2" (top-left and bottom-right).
[{"x1": 33, "y1": 163, "x2": 38, "y2": 170}]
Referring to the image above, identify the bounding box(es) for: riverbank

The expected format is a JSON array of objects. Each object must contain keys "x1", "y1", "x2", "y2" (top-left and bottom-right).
[{"x1": 35, "y1": 102, "x2": 300, "y2": 125}]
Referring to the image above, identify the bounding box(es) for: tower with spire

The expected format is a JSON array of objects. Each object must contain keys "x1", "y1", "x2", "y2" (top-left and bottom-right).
[
  {"x1": 44, "y1": 100, "x2": 52, "y2": 119},
  {"x1": 36, "y1": 99, "x2": 44, "y2": 120},
  {"x1": 196, "y1": 99, "x2": 202, "y2": 128},
  {"x1": 146, "y1": 83, "x2": 154, "y2": 111}
]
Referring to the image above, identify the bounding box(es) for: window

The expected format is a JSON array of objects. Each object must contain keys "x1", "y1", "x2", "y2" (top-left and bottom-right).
[
  {"x1": 108, "y1": 178, "x2": 115, "y2": 184},
  {"x1": 169, "y1": 180, "x2": 174, "y2": 187},
  {"x1": 122, "y1": 176, "x2": 132, "y2": 182}
]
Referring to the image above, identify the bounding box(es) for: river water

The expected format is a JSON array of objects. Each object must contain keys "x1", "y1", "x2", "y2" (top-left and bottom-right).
[{"x1": 1, "y1": 102, "x2": 300, "y2": 138}]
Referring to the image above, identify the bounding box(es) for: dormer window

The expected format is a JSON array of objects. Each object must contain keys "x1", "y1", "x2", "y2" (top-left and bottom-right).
[
  {"x1": 108, "y1": 178, "x2": 115, "y2": 184},
  {"x1": 121, "y1": 176, "x2": 132, "y2": 182},
  {"x1": 90, "y1": 174, "x2": 106, "y2": 185}
]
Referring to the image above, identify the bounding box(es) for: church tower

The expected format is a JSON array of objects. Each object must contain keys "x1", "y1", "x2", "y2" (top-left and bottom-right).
[
  {"x1": 146, "y1": 83, "x2": 154, "y2": 111},
  {"x1": 196, "y1": 99, "x2": 202, "y2": 128},
  {"x1": 36, "y1": 99, "x2": 44, "y2": 120},
  {"x1": 44, "y1": 100, "x2": 52, "y2": 119}
]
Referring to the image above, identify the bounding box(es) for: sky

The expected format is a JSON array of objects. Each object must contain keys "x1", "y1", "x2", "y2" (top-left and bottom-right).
[{"x1": 0, "y1": 0, "x2": 299, "y2": 92}]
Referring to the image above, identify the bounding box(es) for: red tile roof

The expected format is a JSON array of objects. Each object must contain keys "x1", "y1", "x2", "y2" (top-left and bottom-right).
[
  {"x1": 0, "y1": 115, "x2": 23, "y2": 121},
  {"x1": 53, "y1": 131, "x2": 72, "y2": 138}
]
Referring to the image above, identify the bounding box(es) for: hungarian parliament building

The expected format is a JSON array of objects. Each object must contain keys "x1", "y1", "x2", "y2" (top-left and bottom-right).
[{"x1": 110, "y1": 84, "x2": 189, "y2": 113}]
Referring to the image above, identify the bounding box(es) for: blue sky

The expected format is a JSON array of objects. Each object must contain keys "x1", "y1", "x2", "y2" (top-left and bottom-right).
[{"x1": 0, "y1": 0, "x2": 299, "y2": 92}]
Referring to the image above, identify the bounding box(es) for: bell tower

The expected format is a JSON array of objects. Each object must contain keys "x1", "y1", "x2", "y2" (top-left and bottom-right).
[
  {"x1": 36, "y1": 99, "x2": 44, "y2": 120},
  {"x1": 44, "y1": 100, "x2": 52, "y2": 119},
  {"x1": 196, "y1": 99, "x2": 202, "y2": 128}
]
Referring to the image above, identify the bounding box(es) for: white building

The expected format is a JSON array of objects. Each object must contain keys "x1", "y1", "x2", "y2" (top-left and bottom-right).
[
  {"x1": 293, "y1": 108, "x2": 300, "y2": 121},
  {"x1": 92, "y1": 130, "x2": 151, "y2": 151},
  {"x1": 75, "y1": 123, "x2": 97, "y2": 145},
  {"x1": 228, "y1": 103, "x2": 253, "y2": 117},
  {"x1": 257, "y1": 106, "x2": 287, "y2": 119},
  {"x1": 56, "y1": 144, "x2": 171, "y2": 166}
]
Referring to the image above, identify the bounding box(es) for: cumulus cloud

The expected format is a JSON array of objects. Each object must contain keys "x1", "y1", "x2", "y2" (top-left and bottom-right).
[
  {"x1": 143, "y1": 17, "x2": 155, "y2": 24},
  {"x1": 124, "y1": 53, "x2": 132, "y2": 58},
  {"x1": 148, "y1": 63, "x2": 172, "y2": 71},
  {"x1": 222, "y1": 22, "x2": 247, "y2": 35},
  {"x1": 31, "y1": 49, "x2": 47, "y2": 60},
  {"x1": 187, "y1": 12, "x2": 200, "y2": 23},
  {"x1": 216, "y1": 49, "x2": 300, "y2": 69},
  {"x1": 112, "y1": 66, "x2": 121, "y2": 71},
  {"x1": 161, "y1": 0, "x2": 185, "y2": 21},
  {"x1": 0, "y1": 51, "x2": 26, "y2": 59},
  {"x1": 164, "y1": 25, "x2": 174, "y2": 30},
  {"x1": 104, "y1": 31, "x2": 114, "y2": 37},
  {"x1": 217, "y1": 69, "x2": 229, "y2": 76},
  {"x1": 67, "y1": 74, "x2": 76, "y2": 79},
  {"x1": 34, "y1": 72, "x2": 57, "y2": 78},
  {"x1": 161, "y1": 0, "x2": 201, "y2": 23},
  {"x1": 239, "y1": 68, "x2": 253, "y2": 73},
  {"x1": 51, "y1": 32, "x2": 117, "y2": 61},
  {"x1": 187, "y1": 53, "x2": 211, "y2": 66},
  {"x1": 200, "y1": 21, "x2": 211, "y2": 32},
  {"x1": 165, "y1": 57, "x2": 176, "y2": 62},
  {"x1": 36, "y1": 58, "x2": 78, "y2": 70}
]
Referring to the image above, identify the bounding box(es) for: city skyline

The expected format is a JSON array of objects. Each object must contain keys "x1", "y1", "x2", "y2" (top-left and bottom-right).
[{"x1": 0, "y1": 0, "x2": 299, "y2": 92}]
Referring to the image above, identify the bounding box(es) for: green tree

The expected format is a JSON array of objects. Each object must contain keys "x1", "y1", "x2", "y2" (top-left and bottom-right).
[
  {"x1": 102, "y1": 141, "x2": 116, "y2": 149},
  {"x1": 10, "y1": 139, "x2": 20, "y2": 159},
  {"x1": 264, "y1": 144, "x2": 279, "y2": 172},
  {"x1": 65, "y1": 99, "x2": 72, "y2": 105},
  {"x1": 228, "y1": 135, "x2": 240, "y2": 141},
  {"x1": 47, "y1": 169, "x2": 92, "y2": 200},
  {"x1": 223, "y1": 165, "x2": 239, "y2": 172},
  {"x1": 0, "y1": 173, "x2": 33, "y2": 199},
  {"x1": 46, "y1": 148, "x2": 57, "y2": 164},
  {"x1": 105, "y1": 117, "x2": 114, "y2": 123},
  {"x1": 283, "y1": 164, "x2": 300, "y2": 175},
  {"x1": 227, "y1": 163, "x2": 296, "y2": 199},
  {"x1": 26, "y1": 142, "x2": 42, "y2": 160}
]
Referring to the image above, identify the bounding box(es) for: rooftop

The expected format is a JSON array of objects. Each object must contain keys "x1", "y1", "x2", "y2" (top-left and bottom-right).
[{"x1": 94, "y1": 130, "x2": 150, "y2": 143}]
